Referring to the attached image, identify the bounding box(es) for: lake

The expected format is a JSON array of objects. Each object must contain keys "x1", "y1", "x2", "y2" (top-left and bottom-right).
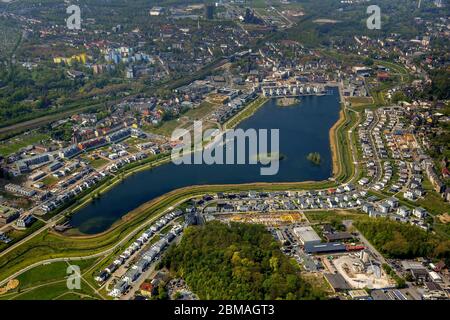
[{"x1": 70, "y1": 88, "x2": 341, "y2": 234}]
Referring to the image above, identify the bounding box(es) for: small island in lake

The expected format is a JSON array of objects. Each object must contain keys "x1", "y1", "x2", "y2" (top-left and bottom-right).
[
  {"x1": 252, "y1": 152, "x2": 286, "y2": 163},
  {"x1": 307, "y1": 152, "x2": 321, "y2": 165},
  {"x1": 276, "y1": 97, "x2": 300, "y2": 107}
]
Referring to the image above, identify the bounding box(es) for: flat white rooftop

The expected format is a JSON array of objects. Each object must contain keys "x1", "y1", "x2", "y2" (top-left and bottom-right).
[{"x1": 293, "y1": 226, "x2": 321, "y2": 244}]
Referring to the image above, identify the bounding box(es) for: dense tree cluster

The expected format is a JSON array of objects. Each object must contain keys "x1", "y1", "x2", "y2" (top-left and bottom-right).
[
  {"x1": 355, "y1": 219, "x2": 450, "y2": 259},
  {"x1": 427, "y1": 68, "x2": 450, "y2": 100},
  {"x1": 0, "y1": 64, "x2": 82, "y2": 126},
  {"x1": 161, "y1": 222, "x2": 324, "y2": 300}
]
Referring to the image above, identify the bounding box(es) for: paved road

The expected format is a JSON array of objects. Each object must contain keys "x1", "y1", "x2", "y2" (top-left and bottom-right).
[
  {"x1": 121, "y1": 258, "x2": 159, "y2": 300},
  {"x1": 0, "y1": 195, "x2": 193, "y2": 288},
  {"x1": 0, "y1": 212, "x2": 64, "y2": 260}
]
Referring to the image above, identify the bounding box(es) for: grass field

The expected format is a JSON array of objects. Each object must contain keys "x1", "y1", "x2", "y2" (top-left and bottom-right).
[
  {"x1": 145, "y1": 101, "x2": 218, "y2": 137},
  {"x1": 0, "y1": 90, "x2": 359, "y2": 286},
  {"x1": 346, "y1": 96, "x2": 374, "y2": 108},
  {"x1": 89, "y1": 158, "x2": 110, "y2": 169},
  {"x1": 417, "y1": 179, "x2": 450, "y2": 216},
  {"x1": 367, "y1": 60, "x2": 412, "y2": 107},
  {"x1": 305, "y1": 210, "x2": 367, "y2": 224},
  {"x1": 0, "y1": 132, "x2": 49, "y2": 156},
  {"x1": 333, "y1": 108, "x2": 357, "y2": 183},
  {"x1": 145, "y1": 117, "x2": 189, "y2": 137},
  {"x1": 55, "y1": 292, "x2": 97, "y2": 300},
  {"x1": 0, "y1": 100, "x2": 355, "y2": 276},
  {"x1": 16, "y1": 258, "x2": 97, "y2": 290},
  {"x1": 415, "y1": 179, "x2": 450, "y2": 239},
  {"x1": 42, "y1": 175, "x2": 58, "y2": 187},
  {"x1": 375, "y1": 60, "x2": 411, "y2": 83},
  {"x1": 185, "y1": 101, "x2": 217, "y2": 121}
]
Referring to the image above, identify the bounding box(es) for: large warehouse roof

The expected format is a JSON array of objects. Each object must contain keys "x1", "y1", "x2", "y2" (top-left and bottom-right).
[
  {"x1": 304, "y1": 242, "x2": 347, "y2": 254},
  {"x1": 293, "y1": 226, "x2": 321, "y2": 244}
]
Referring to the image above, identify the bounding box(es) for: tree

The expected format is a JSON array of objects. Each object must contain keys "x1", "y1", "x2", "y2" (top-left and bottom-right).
[
  {"x1": 355, "y1": 219, "x2": 447, "y2": 259},
  {"x1": 157, "y1": 283, "x2": 168, "y2": 300}
]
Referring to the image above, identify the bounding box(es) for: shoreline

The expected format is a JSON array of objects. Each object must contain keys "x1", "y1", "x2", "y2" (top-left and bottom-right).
[
  {"x1": 66, "y1": 155, "x2": 173, "y2": 216},
  {"x1": 329, "y1": 109, "x2": 346, "y2": 176},
  {"x1": 68, "y1": 93, "x2": 346, "y2": 233},
  {"x1": 224, "y1": 97, "x2": 269, "y2": 130},
  {"x1": 2, "y1": 92, "x2": 347, "y2": 237},
  {"x1": 63, "y1": 179, "x2": 339, "y2": 238},
  {"x1": 0, "y1": 93, "x2": 354, "y2": 284}
]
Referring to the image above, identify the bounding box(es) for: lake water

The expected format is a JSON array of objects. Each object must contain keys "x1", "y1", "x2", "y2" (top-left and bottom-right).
[{"x1": 70, "y1": 88, "x2": 341, "y2": 234}]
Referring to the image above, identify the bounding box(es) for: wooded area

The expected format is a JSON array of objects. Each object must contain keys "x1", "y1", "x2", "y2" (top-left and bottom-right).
[
  {"x1": 161, "y1": 222, "x2": 325, "y2": 300},
  {"x1": 355, "y1": 219, "x2": 450, "y2": 260}
]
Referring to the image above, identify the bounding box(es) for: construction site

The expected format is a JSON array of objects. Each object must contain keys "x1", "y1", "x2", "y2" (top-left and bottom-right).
[
  {"x1": 213, "y1": 212, "x2": 305, "y2": 227},
  {"x1": 323, "y1": 251, "x2": 396, "y2": 290}
]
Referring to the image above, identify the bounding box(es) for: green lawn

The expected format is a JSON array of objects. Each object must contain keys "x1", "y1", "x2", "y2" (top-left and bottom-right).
[
  {"x1": 0, "y1": 178, "x2": 343, "y2": 283},
  {"x1": 159, "y1": 224, "x2": 172, "y2": 235},
  {"x1": 0, "y1": 258, "x2": 100, "y2": 300},
  {"x1": 417, "y1": 179, "x2": 450, "y2": 216},
  {"x1": 184, "y1": 101, "x2": 216, "y2": 121},
  {"x1": 144, "y1": 117, "x2": 189, "y2": 137},
  {"x1": 347, "y1": 96, "x2": 374, "y2": 108},
  {"x1": 15, "y1": 258, "x2": 97, "y2": 291},
  {"x1": 55, "y1": 292, "x2": 97, "y2": 300},
  {"x1": 334, "y1": 108, "x2": 357, "y2": 183},
  {"x1": 0, "y1": 132, "x2": 50, "y2": 157},
  {"x1": 89, "y1": 158, "x2": 109, "y2": 169},
  {"x1": 123, "y1": 137, "x2": 145, "y2": 146},
  {"x1": 0, "y1": 220, "x2": 45, "y2": 252},
  {"x1": 0, "y1": 97, "x2": 359, "y2": 284},
  {"x1": 9, "y1": 280, "x2": 98, "y2": 300},
  {"x1": 374, "y1": 60, "x2": 411, "y2": 83},
  {"x1": 145, "y1": 101, "x2": 217, "y2": 137},
  {"x1": 249, "y1": 0, "x2": 270, "y2": 8},
  {"x1": 16, "y1": 262, "x2": 68, "y2": 290}
]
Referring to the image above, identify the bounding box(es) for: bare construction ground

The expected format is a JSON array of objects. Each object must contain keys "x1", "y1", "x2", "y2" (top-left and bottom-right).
[{"x1": 333, "y1": 255, "x2": 395, "y2": 289}]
